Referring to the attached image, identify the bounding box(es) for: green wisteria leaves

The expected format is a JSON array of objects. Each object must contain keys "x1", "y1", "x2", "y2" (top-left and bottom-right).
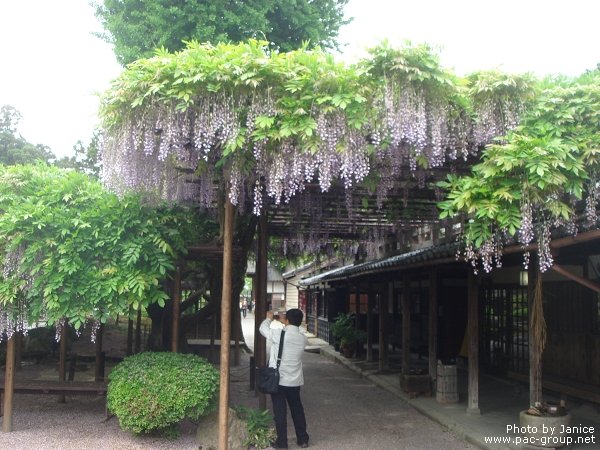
[
  {"x1": 438, "y1": 70, "x2": 600, "y2": 272},
  {"x1": 0, "y1": 164, "x2": 195, "y2": 338}
]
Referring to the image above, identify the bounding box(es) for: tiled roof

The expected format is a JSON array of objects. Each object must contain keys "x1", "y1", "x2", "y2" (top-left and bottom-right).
[
  {"x1": 300, "y1": 242, "x2": 459, "y2": 286},
  {"x1": 298, "y1": 264, "x2": 355, "y2": 286}
]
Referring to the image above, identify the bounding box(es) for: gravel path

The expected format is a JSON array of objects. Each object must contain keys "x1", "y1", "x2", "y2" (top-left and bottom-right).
[
  {"x1": 0, "y1": 315, "x2": 474, "y2": 449},
  {"x1": 0, "y1": 351, "x2": 474, "y2": 450},
  {"x1": 0, "y1": 360, "x2": 255, "y2": 450}
]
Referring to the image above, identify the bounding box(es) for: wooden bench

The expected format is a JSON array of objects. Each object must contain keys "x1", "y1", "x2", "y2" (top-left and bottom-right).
[{"x1": 0, "y1": 379, "x2": 108, "y2": 417}]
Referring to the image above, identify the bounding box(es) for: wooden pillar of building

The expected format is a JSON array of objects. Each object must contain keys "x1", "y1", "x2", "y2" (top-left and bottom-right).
[
  {"x1": 467, "y1": 270, "x2": 480, "y2": 415},
  {"x1": 428, "y1": 269, "x2": 438, "y2": 388},
  {"x1": 217, "y1": 198, "x2": 234, "y2": 450},
  {"x1": 94, "y1": 324, "x2": 105, "y2": 382},
  {"x1": 401, "y1": 275, "x2": 411, "y2": 375},
  {"x1": 126, "y1": 313, "x2": 133, "y2": 356},
  {"x1": 58, "y1": 321, "x2": 68, "y2": 403},
  {"x1": 233, "y1": 296, "x2": 241, "y2": 366},
  {"x1": 366, "y1": 283, "x2": 374, "y2": 362},
  {"x1": 2, "y1": 335, "x2": 16, "y2": 432},
  {"x1": 380, "y1": 282, "x2": 391, "y2": 369},
  {"x1": 171, "y1": 264, "x2": 182, "y2": 353},
  {"x1": 313, "y1": 291, "x2": 318, "y2": 337},
  {"x1": 209, "y1": 310, "x2": 217, "y2": 364},
  {"x1": 134, "y1": 307, "x2": 142, "y2": 353},
  {"x1": 254, "y1": 207, "x2": 268, "y2": 409},
  {"x1": 320, "y1": 287, "x2": 327, "y2": 338}
]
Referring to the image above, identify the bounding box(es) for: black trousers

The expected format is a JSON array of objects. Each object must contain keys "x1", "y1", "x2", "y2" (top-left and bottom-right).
[{"x1": 271, "y1": 385, "x2": 309, "y2": 446}]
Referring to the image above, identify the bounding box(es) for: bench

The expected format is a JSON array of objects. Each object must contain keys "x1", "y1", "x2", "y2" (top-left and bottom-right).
[{"x1": 0, "y1": 379, "x2": 108, "y2": 417}]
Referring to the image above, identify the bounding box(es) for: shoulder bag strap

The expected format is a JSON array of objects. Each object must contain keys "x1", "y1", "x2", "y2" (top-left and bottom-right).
[{"x1": 276, "y1": 330, "x2": 286, "y2": 370}]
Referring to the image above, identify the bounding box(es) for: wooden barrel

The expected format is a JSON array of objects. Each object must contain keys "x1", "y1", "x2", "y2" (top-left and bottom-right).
[{"x1": 436, "y1": 361, "x2": 458, "y2": 403}]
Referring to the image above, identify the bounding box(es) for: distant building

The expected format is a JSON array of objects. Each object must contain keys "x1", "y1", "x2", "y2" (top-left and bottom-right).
[
  {"x1": 246, "y1": 261, "x2": 285, "y2": 310},
  {"x1": 282, "y1": 262, "x2": 316, "y2": 313}
]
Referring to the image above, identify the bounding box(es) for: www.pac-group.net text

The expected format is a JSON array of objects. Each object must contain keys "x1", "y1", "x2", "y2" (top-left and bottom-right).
[{"x1": 483, "y1": 424, "x2": 596, "y2": 447}]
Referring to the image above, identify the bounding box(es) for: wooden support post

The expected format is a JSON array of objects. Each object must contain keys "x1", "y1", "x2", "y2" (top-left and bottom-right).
[
  {"x1": 467, "y1": 271, "x2": 480, "y2": 415},
  {"x1": 210, "y1": 311, "x2": 217, "y2": 364},
  {"x1": 313, "y1": 292, "x2": 318, "y2": 337},
  {"x1": 68, "y1": 353, "x2": 78, "y2": 381},
  {"x1": 195, "y1": 299, "x2": 200, "y2": 338},
  {"x1": 528, "y1": 258, "x2": 542, "y2": 407},
  {"x1": 172, "y1": 264, "x2": 182, "y2": 353},
  {"x1": 379, "y1": 283, "x2": 390, "y2": 369},
  {"x1": 254, "y1": 208, "x2": 268, "y2": 409},
  {"x1": 234, "y1": 295, "x2": 241, "y2": 366},
  {"x1": 428, "y1": 269, "x2": 438, "y2": 389},
  {"x1": 58, "y1": 321, "x2": 67, "y2": 403},
  {"x1": 2, "y1": 335, "x2": 16, "y2": 432},
  {"x1": 249, "y1": 356, "x2": 256, "y2": 390},
  {"x1": 95, "y1": 324, "x2": 104, "y2": 382},
  {"x1": 321, "y1": 287, "x2": 327, "y2": 339},
  {"x1": 366, "y1": 284, "x2": 374, "y2": 362},
  {"x1": 14, "y1": 332, "x2": 22, "y2": 372},
  {"x1": 217, "y1": 197, "x2": 234, "y2": 450},
  {"x1": 126, "y1": 314, "x2": 133, "y2": 356},
  {"x1": 135, "y1": 307, "x2": 142, "y2": 353},
  {"x1": 401, "y1": 276, "x2": 411, "y2": 375}
]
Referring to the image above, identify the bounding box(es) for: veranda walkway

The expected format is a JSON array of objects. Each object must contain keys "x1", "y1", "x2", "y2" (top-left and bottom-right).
[
  {"x1": 242, "y1": 312, "x2": 473, "y2": 449},
  {"x1": 242, "y1": 312, "x2": 600, "y2": 450}
]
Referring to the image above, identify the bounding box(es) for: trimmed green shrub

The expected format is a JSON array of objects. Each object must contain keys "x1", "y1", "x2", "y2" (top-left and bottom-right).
[{"x1": 107, "y1": 351, "x2": 219, "y2": 435}]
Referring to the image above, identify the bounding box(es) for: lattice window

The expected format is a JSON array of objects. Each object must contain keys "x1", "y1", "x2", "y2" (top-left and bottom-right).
[{"x1": 481, "y1": 285, "x2": 529, "y2": 374}]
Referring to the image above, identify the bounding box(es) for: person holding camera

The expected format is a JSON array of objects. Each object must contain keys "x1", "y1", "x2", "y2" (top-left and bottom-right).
[{"x1": 259, "y1": 308, "x2": 310, "y2": 449}]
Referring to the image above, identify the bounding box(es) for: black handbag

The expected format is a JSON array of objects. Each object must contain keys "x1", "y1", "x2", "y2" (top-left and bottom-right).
[{"x1": 257, "y1": 330, "x2": 286, "y2": 394}]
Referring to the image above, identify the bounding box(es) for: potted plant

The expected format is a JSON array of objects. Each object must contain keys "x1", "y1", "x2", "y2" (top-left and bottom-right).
[
  {"x1": 340, "y1": 327, "x2": 367, "y2": 358},
  {"x1": 331, "y1": 313, "x2": 366, "y2": 358}
]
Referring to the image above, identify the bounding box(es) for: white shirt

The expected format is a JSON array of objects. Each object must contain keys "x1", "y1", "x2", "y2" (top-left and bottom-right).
[{"x1": 259, "y1": 318, "x2": 307, "y2": 387}]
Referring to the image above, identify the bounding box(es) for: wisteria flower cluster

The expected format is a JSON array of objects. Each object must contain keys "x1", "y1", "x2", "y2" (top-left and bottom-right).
[{"x1": 99, "y1": 41, "x2": 537, "y2": 258}]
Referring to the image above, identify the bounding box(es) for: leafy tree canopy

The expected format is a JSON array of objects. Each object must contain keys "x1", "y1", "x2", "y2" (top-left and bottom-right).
[
  {"x1": 438, "y1": 69, "x2": 600, "y2": 272},
  {"x1": 0, "y1": 104, "x2": 102, "y2": 173},
  {"x1": 0, "y1": 164, "x2": 203, "y2": 337},
  {"x1": 93, "y1": 0, "x2": 351, "y2": 65},
  {"x1": 54, "y1": 132, "x2": 102, "y2": 178},
  {"x1": 0, "y1": 105, "x2": 56, "y2": 165}
]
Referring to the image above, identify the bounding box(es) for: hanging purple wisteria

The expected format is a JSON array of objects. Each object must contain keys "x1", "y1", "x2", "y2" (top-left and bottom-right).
[{"x1": 99, "y1": 41, "x2": 535, "y2": 257}]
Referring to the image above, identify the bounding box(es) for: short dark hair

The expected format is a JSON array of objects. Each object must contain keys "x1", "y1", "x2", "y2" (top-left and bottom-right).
[{"x1": 286, "y1": 308, "x2": 303, "y2": 326}]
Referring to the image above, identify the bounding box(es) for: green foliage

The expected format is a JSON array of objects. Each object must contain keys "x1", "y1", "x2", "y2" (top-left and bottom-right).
[
  {"x1": 0, "y1": 164, "x2": 194, "y2": 330},
  {"x1": 438, "y1": 71, "x2": 600, "y2": 249},
  {"x1": 93, "y1": 0, "x2": 350, "y2": 65},
  {"x1": 331, "y1": 313, "x2": 365, "y2": 347},
  {"x1": 0, "y1": 105, "x2": 56, "y2": 165},
  {"x1": 100, "y1": 40, "x2": 371, "y2": 155},
  {"x1": 0, "y1": 105, "x2": 21, "y2": 134},
  {"x1": 108, "y1": 352, "x2": 219, "y2": 435},
  {"x1": 235, "y1": 406, "x2": 276, "y2": 449},
  {"x1": 55, "y1": 132, "x2": 102, "y2": 178},
  {"x1": 0, "y1": 105, "x2": 99, "y2": 171},
  {"x1": 100, "y1": 41, "x2": 536, "y2": 178},
  {"x1": 365, "y1": 41, "x2": 457, "y2": 89},
  {"x1": 467, "y1": 70, "x2": 537, "y2": 107}
]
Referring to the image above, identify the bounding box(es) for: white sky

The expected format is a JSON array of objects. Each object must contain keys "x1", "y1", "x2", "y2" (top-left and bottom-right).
[{"x1": 0, "y1": 0, "x2": 598, "y2": 158}]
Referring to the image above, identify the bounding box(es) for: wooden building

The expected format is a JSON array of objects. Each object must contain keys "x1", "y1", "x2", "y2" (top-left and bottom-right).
[{"x1": 299, "y1": 233, "x2": 600, "y2": 409}]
